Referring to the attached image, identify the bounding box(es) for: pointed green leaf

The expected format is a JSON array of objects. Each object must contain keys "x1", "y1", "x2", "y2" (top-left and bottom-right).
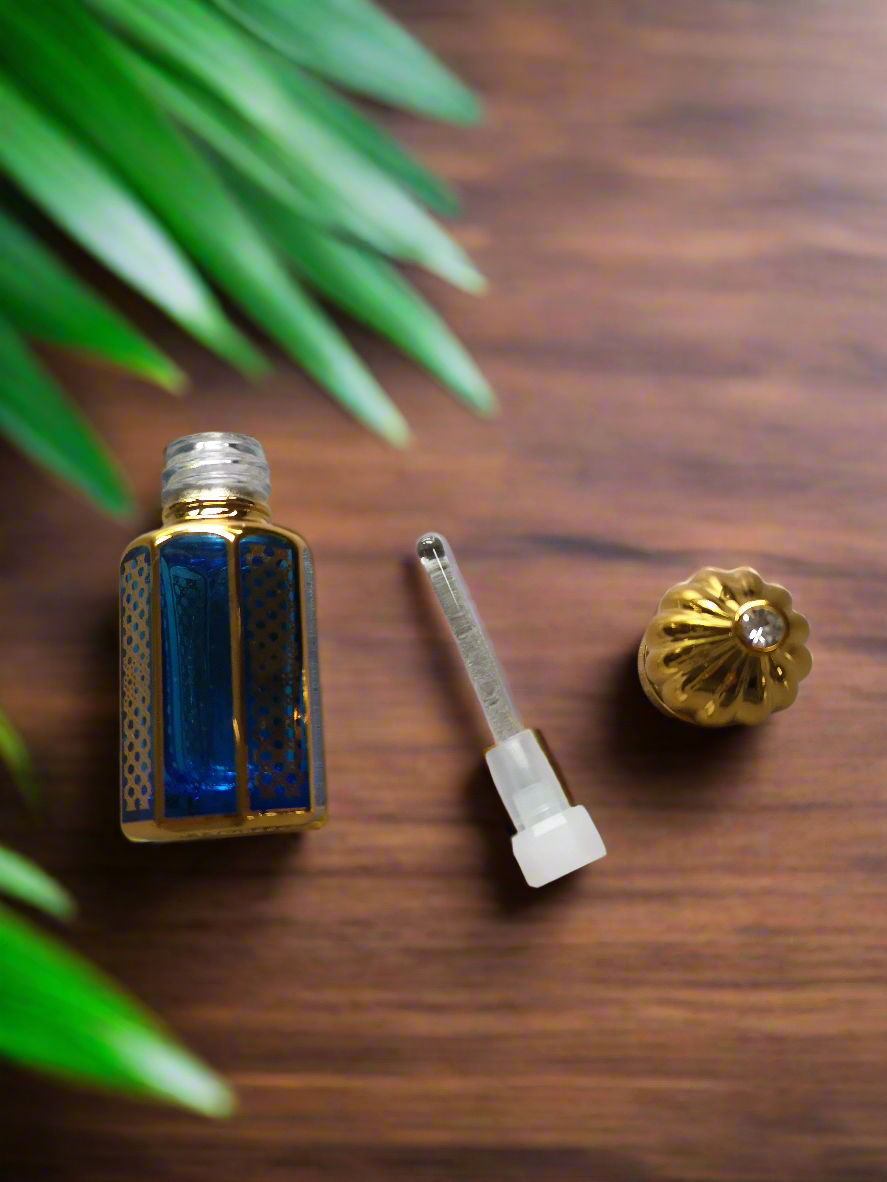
[
  {"x1": 0, "y1": 846, "x2": 76, "y2": 921},
  {"x1": 0, "y1": 312, "x2": 133, "y2": 516},
  {"x1": 128, "y1": 46, "x2": 458, "y2": 219},
  {"x1": 0, "y1": 705, "x2": 37, "y2": 808},
  {"x1": 268, "y1": 60, "x2": 460, "y2": 217},
  {"x1": 0, "y1": 207, "x2": 184, "y2": 391},
  {"x1": 84, "y1": 0, "x2": 483, "y2": 290},
  {"x1": 122, "y1": 49, "x2": 321, "y2": 222},
  {"x1": 236, "y1": 178, "x2": 495, "y2": 416},
  {"x1": 0, "y1": 904, "x2": 234, "y2": 1115},
  {"x1": 0, "y1": 2, "x2": 417, "y2": 435},
  {"x1": 213, "y1": 0, "x2": 481, "y2": 124},
  {"x1": 0, "y1": 73, "x2": 263, "y2": 377}
]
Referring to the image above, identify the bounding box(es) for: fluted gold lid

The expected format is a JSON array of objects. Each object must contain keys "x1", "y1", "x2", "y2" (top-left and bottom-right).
[{"x1": 638, "y1": 567, "x2": 812, "y2": 728}]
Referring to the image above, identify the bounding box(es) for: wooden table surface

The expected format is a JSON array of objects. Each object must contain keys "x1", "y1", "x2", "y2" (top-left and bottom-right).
[{"x1": 3, "y1": 2, "x2": 887, "y2": 1179}]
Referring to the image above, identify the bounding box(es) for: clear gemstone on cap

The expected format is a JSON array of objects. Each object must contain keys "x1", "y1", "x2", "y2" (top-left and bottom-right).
[{"x1": 737, "y1": 604, "x2": 786, "y2": 650}]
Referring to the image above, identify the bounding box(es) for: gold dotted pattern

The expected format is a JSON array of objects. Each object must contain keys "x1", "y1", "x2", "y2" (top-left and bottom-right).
[
  {"x1": 240, "y1": 536, "x2": 309, "y2": 810},
  {"x1": 121, "y1": 547, "x2": 153, "y2": 817}
]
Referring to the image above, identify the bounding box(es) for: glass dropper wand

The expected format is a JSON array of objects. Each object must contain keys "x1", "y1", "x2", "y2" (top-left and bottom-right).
[{"x1": 417, "y1": 533, "x2": 606, "y2": 887}]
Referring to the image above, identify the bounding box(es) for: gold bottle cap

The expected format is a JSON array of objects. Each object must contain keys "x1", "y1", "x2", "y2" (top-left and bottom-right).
[{"x1": 638, "y1": 566, "x2": 812, "y2": 728}]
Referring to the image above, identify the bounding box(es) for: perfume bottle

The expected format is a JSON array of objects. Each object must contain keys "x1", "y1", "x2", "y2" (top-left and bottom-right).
[{"x1": 119, "y1": 433, "x2": 326, "y2": 841}]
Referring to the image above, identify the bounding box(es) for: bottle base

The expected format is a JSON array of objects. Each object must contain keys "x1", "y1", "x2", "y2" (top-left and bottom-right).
[{"x1": 121, "y1": 810, "x2": 328, "y2": 843}]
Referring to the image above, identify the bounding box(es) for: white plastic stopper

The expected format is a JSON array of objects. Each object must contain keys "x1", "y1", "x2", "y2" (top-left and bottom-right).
[
  {"x1": 416, "y1": 532, "x2": 606, "y2": 887},
  {"x1": 486, "y1": 730, "x2": 606, "y2": 887}
]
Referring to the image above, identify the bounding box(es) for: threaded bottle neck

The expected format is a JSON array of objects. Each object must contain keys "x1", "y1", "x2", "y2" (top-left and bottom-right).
[{"x1": 161, "y1": 433, "x2": 271, "y2": 509}]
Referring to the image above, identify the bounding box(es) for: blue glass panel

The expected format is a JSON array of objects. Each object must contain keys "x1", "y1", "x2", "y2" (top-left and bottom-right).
[
  {"x1": 121, "y1": 546, "x2": 154, "y2": 821},
  {"x1": 159, "y1": 533, "x2": 237, "y2": 817},
  {"x1": 239, "y1": 534, "x2": 310, "y2": 811}
]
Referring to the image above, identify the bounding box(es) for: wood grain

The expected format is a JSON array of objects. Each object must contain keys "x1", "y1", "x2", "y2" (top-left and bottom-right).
[{"x1": 3, "y1": 2, "x2": 887, "y2": 1179}]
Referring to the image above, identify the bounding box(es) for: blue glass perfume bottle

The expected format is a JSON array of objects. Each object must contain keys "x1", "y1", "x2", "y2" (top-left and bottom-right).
[{"x1": 120, "y1": 433, "x2": 326, "y2": 841}]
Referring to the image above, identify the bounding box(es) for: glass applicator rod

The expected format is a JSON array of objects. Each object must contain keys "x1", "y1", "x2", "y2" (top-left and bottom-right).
[
  {"x1": 416, "y1": 530, "x2": 605, "y2": 888},
  {"x1": 416, "y1": 533, "x2": 523, "y2": 744}
]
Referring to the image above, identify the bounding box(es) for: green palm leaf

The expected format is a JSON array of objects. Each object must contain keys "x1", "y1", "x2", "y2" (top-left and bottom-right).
[
  {"x1": 0, "y1": 846, "x2": 76, "y2": 920},
  {"x1": 126, "y1": 54, "x2": 475, "y2": 420},
  {"x1": 0, "y1": 312, "x2": 132, "y2": 516},
  {"x1": 86, "y1": 0, "x2": 483, "y2": 290},
  {"x1": 0, "y1": 705, "x2": 37, "y2": 807},
  {"x1": 214, "y1": 0, "x2": 481, "y2": 124},
  {"x1": 236, "y1": 178, "x2": 495, "y2": 416},
  {"x1": 124, "y1": 65, "x2": 415, "y2": 442},
  {"x1": 0, "y1": 207, "x2": 184, "y2": 391},
  {"x1": 128, "y1": 46, "x2": 458, "y2": 219},
  {"x1": 272, "y1": 61, "x2": 461, "y2": 218},
  {"x1": 122, "y1": 49, "x2": 323, "y2": 222},
  {"x1": 0, "y1": 72, "x2": 263, "y2": 377},
  {"x1": 0, "y1": 903, "x2": 234, "y2": 1115},
  {"x1": 0, "y1": 0, "x2": 487, "y2": 499},
  {"x1": 0, "y1": 719, "x2": 231, "y2": 1114},
  {"x1": 0, "y1": 1, "x2": 411, "y2": 442}
]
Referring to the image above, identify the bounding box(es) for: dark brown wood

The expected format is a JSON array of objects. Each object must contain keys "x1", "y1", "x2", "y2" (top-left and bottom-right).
[{"x1": 2, "y1": 2, "x2": 887, "y2": 1179}]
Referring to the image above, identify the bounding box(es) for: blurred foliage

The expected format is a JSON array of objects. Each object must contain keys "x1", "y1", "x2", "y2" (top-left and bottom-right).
[
  {"x1": 0, "y1": 704, "x2": 38, "y2": 807},
  {"x1": 0, "y1": 711, "x2": 234, "y2": 1114},
  {"x1": 0, "y1": 0, "x2": 492, "y2": 516}
]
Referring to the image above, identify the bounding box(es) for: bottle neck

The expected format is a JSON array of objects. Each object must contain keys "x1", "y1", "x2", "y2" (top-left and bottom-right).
[
  {"x1": 161, "y1": 495, "x2": 272, "y2": 525},
  {"x1": 161, "y1": 433, "x2": 271, "y2": 519}
]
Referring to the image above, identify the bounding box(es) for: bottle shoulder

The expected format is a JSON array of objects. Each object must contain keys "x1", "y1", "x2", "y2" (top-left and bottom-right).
[
  {"x1": 235, "y1": 520, "x2": 311, "y2": 551},
  {"x1": 119, "y1": 520, "x2": 311, "y2": 564}
]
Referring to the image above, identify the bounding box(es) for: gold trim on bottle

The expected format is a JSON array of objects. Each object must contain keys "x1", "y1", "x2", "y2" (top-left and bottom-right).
[
  {"x1": 294, "y1": 537, "x2": 313, "y2": 817},
  {"x1": 228, "y1": 530, "x2": 250, "y2": 823},
  {"x1": 149, "y1": 534, "x2": 165, "y2": 824}
]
